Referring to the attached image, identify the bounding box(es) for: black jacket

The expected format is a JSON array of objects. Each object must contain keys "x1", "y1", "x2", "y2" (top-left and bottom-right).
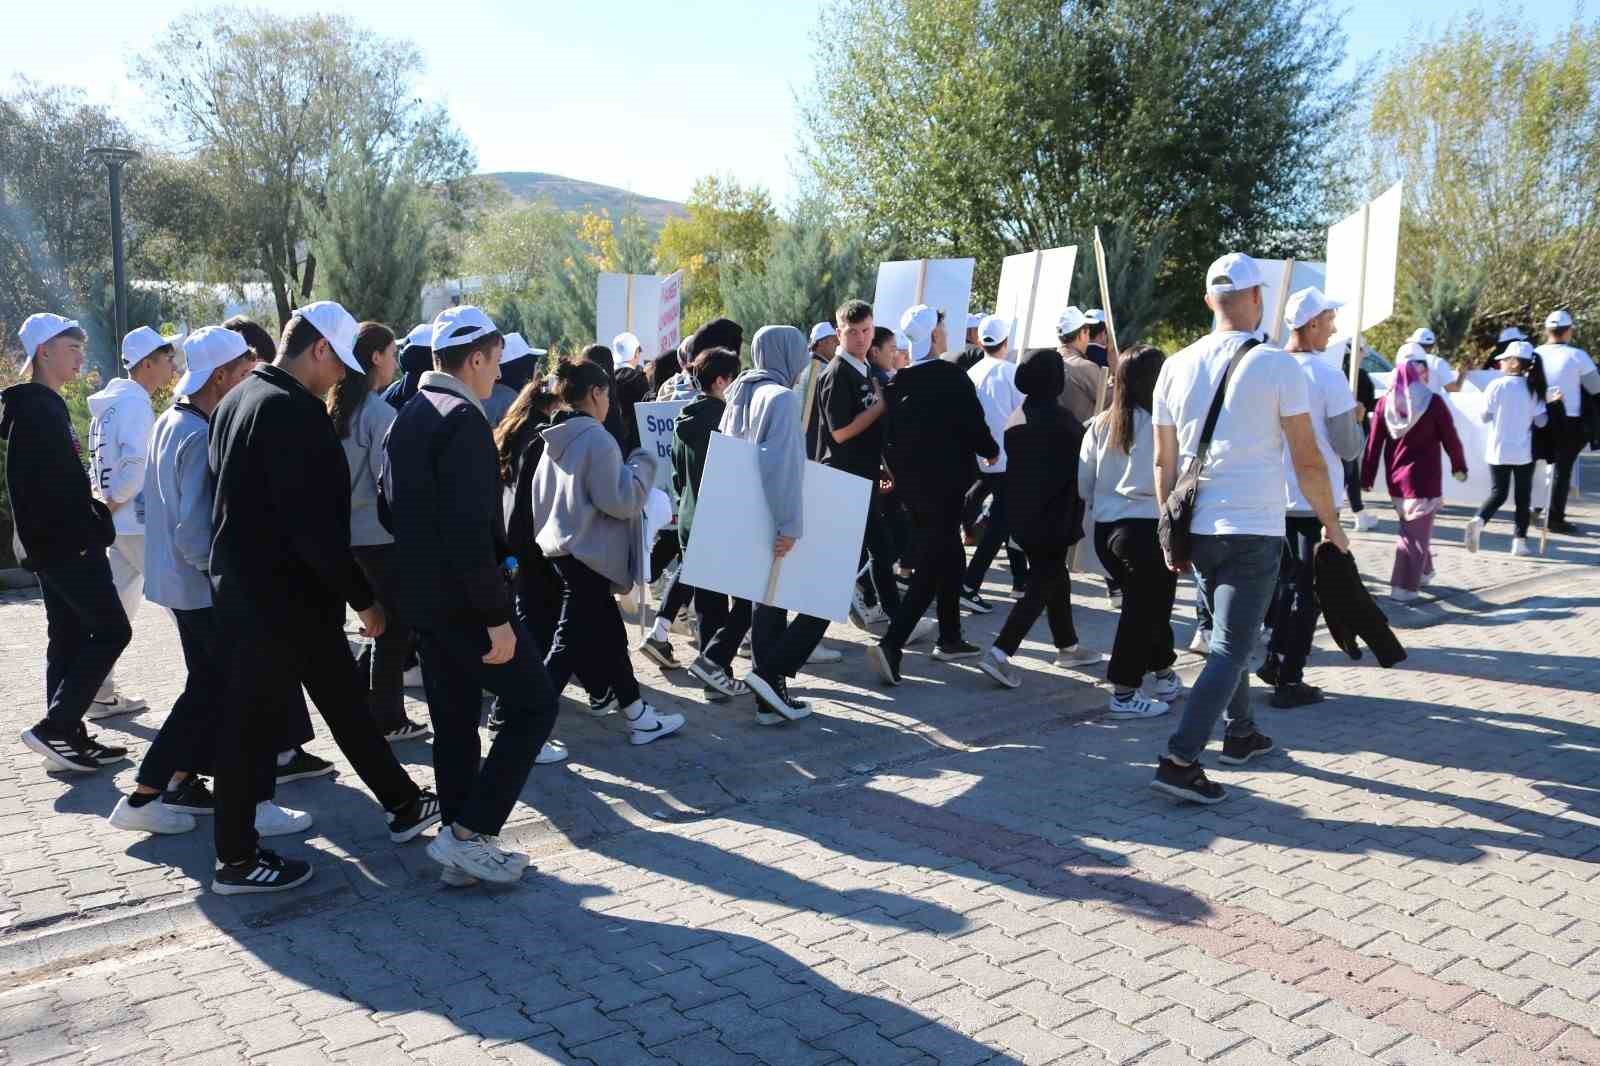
[
  {"x1": 1314, "y1": 543, "x2": 1406, "y2": 667},
  {"x1": 380, "y1": 381, "x2": 512, "y2": 630},
  {"x1": 208, "y1": 364, "x2": 373, "y2": 631},
  {"x1": 503, "y1": 415, "x2": 551, "y2": 562},
  {"x1": 1004, "y1": 350, "x2": 1086, "y2": 555},
  {"x1": 0, "y1": 382, "x2": 114, "y2": 569},
  {"x1": 613, "y1": 364, "x2": 650, "y2": 454},
  {"x1": 383, "y1": 344, "x2": 434, "y2": 412},
  {"x1": 671, "y1": 395, "x2": 724, "y2": 549},
  {"x1": 883, "y1": 359, "x2": 997, "y2": 513}
]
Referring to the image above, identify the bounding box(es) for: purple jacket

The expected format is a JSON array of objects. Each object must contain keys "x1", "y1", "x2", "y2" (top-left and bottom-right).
[{"x1": 1361, "y1": 392, "x2": 1468, "y2": 500}]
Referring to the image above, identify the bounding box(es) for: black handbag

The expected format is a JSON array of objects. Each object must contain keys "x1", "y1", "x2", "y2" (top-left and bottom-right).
[{"x1": 1158, "y1": 338, "x2": 1259, "y2": 568}]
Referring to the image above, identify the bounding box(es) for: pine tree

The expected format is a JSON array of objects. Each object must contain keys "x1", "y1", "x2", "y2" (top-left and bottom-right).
[
  {"x1": 720, "y1": 199, "x2": 875, "y2": 336},
  {"x1": 312, "y1": 152, "x2": 428, "y2": 327}
]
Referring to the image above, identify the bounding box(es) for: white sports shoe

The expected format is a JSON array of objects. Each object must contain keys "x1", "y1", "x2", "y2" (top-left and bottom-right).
[
  {"x1": 905, "y1": 617, "x2": 939, "y2": 646},
  {"x1": 1354, "y1": 511, "x2": 1378, "y2": 531},
  {"x1": 428, "y1": 829, "x2": 523, "y2": 884},
  {"x1": 109, "y1": 796, "x2": 196, "y2": 835},
  {"x1": 86, "y1": 694, "x2": 147, "y2": 720},
  {"x1": 255, "y1": 800, "x2": 313, "y2": 836},
  {"x1": 807, "y1": 647, "x2": 843, "y2": 665},
  {"x1": 1055, "y1": 644, "x2": 1102, "y2": 669},
  {"x1": 625, "y1": 702, "x2": 685, "y2": 745},
  {"x1": 438, "y1": 835, "x2": 530, "y2": 886},
  {"x1": 1510, "y1": 537, "x2": 1531, "y2": 556},
  {"x1": 1187, "y1": 629, "x2": 1211, "y2": 654},
  {"x1": 1107, "y1": 692, "x2": 1170, "y2": 720},
  {"x1": 1464, "y1": 517, "x2": 1483, "y2": 554},
  {"x1": 536, "y1": 740, "x2": 567, "y2": 764},
  {"x1": 1145, "y1": 673, "x2": 1183, "y2": 703},
  {"x1": 1389, "y1": 587, "x2": 1420, "y2": 603}
]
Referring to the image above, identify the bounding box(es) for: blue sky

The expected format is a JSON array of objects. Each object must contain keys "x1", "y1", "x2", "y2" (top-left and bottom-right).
[{"x1": 5, "y1": 0, "x2": 1584, "y2": 208}]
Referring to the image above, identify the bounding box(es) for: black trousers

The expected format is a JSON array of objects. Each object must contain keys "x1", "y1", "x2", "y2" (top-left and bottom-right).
[
  {"x1": 1549, "y1": 421, "x2": 1585, "y2": 524},
  {"x1": 513, "y1": 558, "x2": 565, "y2": 658},
  {"x1": 654, "y1": 567, "x2": 696, "y2": 626},
  {"x1": 138, "y1": 607, "x2": 223, "y2": 791},
  {"x1": 693, "y1": 588, "x2": 752, "y2": 671},
  {"x1": 1344, "y1": 459, "x2": 1364, "y2": 513},
  {"x1": 1478, "y1": 462, "x2": 1535, "y2": 537},
  {"x1": 1096, "y1": 519, "x2": 1178, "y2": 689},
  {"x1": 36, "y1": 552, "x2": 131, "y2": 730},
  {"x1": 994, "y1": 547, "x2": 1075, "y2": 656},
  {"x1": 416, "y1": 618, "x2": 558, "y2": 835},
  {"x1": 961, "y1": 476, "x2": 994, "y2": 532},
  {"x1": 884, "y1": 495, "x2": 965, "y2": 648},
  {"x1": 963, "y1": 473, "x2": 1028, "y2": 591},
  {"x1": 1266, "y1": 516, "x2": 1324, "y2": 685},
  {"x1": 751, "y1": 605, "x2": 829, "y2": 682},
  {"x1": 857, "y1": 498, "x2": 902, "y2": 617},
  {"x1": 353, "y1": 545, "x2": 412, "y2": 732},
  {"x1": 545, "y1": 556, "x2": 642, "y2": 709},
  {"x1": 213, "y1": 608, "x2": 421, "y2": 864}
]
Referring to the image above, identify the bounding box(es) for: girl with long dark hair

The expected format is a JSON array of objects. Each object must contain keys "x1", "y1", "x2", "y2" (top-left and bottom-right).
[{"x1": 1465, "y1": 341, "x2": 1551, "y2": 555}]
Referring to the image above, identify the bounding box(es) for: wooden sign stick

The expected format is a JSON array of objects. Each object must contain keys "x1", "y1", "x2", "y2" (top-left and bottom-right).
[
  {"x1": 1271, "y1": 259, "x2": 1295, "y2": 345},
  {"x1": 1349, "y1": 203, "x2": 1371, "y2": 395},
  {"x1": 1091, "y1": 227, "x2": 1120, "y2": 416}
]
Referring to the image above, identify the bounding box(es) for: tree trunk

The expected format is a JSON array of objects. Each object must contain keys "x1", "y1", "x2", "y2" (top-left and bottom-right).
[{"x1": 300, "y1": 251, "x2": 317, "y2": 303}]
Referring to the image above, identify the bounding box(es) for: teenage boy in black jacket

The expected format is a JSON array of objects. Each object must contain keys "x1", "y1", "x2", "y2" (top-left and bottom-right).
[
  {"x1": 8, "y1": 314, "x2": 131, "y2": 773},
  {"x1": 207, "y1": 301, "x2": 439, "y2": 895},
  {"x1": 382, "y1": 305, "x2": 557, "y2": 887}
]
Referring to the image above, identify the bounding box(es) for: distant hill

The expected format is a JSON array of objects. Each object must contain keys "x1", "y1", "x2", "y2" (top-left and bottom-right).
[{"x1": 481, "y1": 171, "x2": 687, "y2": 228}]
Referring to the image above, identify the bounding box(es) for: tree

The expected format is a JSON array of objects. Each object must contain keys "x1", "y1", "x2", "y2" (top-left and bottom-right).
[
  {"x1": 135, "y1": 7, "x2": 476, "y2": 325},
  {"x1": 1402, "y1": 262, "x2": 1487, "y2": 362},
  {"x1": 657, "y1": 176, "x2": 777, "y2": 333},
  {"x1": 1369, "y1": 12, "x2": 1600, "y2": 348},
  {"x1": 312, "y1": 151, "x2": 429, "y2": 326},
  {"x1": 721, "y1": 198, "x2": 875, "y2": 335},
  {"x1": 802, "y1": 0, "x2": 1353, "y2": 328},
  {"x1": 1067, "y1": 224, "x2": 1173, "y2": 349}
]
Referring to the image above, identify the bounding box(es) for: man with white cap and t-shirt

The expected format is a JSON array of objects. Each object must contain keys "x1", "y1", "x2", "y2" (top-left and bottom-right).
[
  {"x1": 1399, "y1": 330, "x2": 1459, "y2": 395},
  {"x1": 482, "y1": 332, "x2": 538, "y2": 426},
  {"x1": 1257, "y1": 288, "x2": 1364, "y2": 709},
  {"x1": 207, "y1": 301, "x2": 440, "y2": 895},
  {"x1": 961, "y1": 314, "x2": 1030, "y2": 608},
  {"x1": 83, "y1": 326, "x2": 181, "y2": 718},
  {"x1": 964, "y1": 312, "x2": 982, "y2": 347},
  {"x1": 1055, "y1": 306, "x2": 1107, "y2": 424},
  {"x1": 1150, "y1": 254, "x2": 1349, "y2": 805},
  {"x1": 8, "y1": 313, "x2": 132, "y2": 774},
  {"x1": 1535, "y1": 309, "x2": 1600, "y2": 534},
  {"x1": 612, "y1": 331, "x2": 643, "y2": 368}
]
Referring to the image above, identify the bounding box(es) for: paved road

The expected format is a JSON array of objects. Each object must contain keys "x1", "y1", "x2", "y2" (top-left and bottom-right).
[{"x1": 1, "y1": 492, "x2": 1598, "y2": 1064}]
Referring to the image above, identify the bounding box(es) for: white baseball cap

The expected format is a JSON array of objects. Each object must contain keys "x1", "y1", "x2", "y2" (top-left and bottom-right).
[
  {"x1": 175, "y1": 326, "x2": 250, "y2": 396},
  {"x1": 1056, "y1": 305, "x2": 1088, "y2": 337},
  {"x1": 894, "y1": 330, "x2": 910, "y2": 353},
  {"x1": 1407, "y1": 327, "x2": 1437, "y2": 346},
  {"x1": 1396, "y1": 341, "x2": 1429, "y2": 363},
  {"x1": 977, "y1": 314, "x2": 1011, "y2": 347},
  {"x1": 298, "y1": 300, "x2": 362, "y2": 373},
  {"x1": 121, "y1": 326, "x2": 184, "y2": 369},
  {"x1": 1284, "y1": 287, "x2": 1345, "y2": 331},
  {"x1": 500, "y1": 332, "x2": 540, "y2": 365},
  {"x1": 1204, "y1": 252, "x2": 1266, "y2": 295},
  {"x1": 900, "y1": 304, "x2": 937, "y2": 362},
  {"x1": 17, "y1": 312, "x2": 80, "y2": 372},
  {"x1": 401, "y1": 323, "x2": 433, "y2": 350},
  {"x1": 1499, "y1": 340, "x2": 1536, "y2": 364},
  {"x1": 1546, "y1": 309, "x2": 1575, "y2": 330},
  {"x1": 612, "y1": 332, "x2": 642, "y2": 364},
  {"x1": 1084, "y1": 309, "x2": 1106, "y2": 326},
  {"x1": 1497, "y1": 326, "x2": 1528, "y2": 344},
  {"x1": 432, "y1": 305, "x2": 499, "y2": 358},
  {"x1": 965, "y1": 312, "x2": 983, "y2": 331},
  {"x1": 809, "y1": 321, "x2": 836, "y2": 344}
]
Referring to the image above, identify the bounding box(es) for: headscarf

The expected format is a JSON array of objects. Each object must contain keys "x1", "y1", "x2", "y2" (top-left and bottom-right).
[{"x1": 1383, "y1": 359, "x2": 1433, "y2": 439}]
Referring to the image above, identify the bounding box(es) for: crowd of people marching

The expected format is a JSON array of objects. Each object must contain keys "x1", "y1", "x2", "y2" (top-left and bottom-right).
[{"x1": 2, "y1": 250, "x2": 1595, "y2": 893}]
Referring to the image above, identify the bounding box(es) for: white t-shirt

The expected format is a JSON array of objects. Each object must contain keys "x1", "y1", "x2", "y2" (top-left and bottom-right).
[
  {"x1": 968, "y1": 355, "x2": 1022, "y2": 473},
  {"x1": 1282, "y1": 353, "x2": 1357, "y2": 513},
  {"x1": 1481, "y1": 374, "x2": 1546, "y2": 465},
  {"x1": 1421, "y1": 353, "x2": 1456, "y2": 394},
  {"x1": 1534, "y1": 342, "x2": 1596, "y2": 417},
  {"x1": 1153, "y1": 331, "x2": 1311, "y2": 537}
]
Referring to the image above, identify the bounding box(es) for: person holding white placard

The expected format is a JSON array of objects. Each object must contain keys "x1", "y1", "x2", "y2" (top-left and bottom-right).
[
  {"x1": 1535, "y1": 309, "x2": 1600, "y2": 534},
  {"x1": 1465, "y1": 342, "x2": 1550, "y2": 556},
  {"x1": 963, "y1": 316, "x2": 1030, "y2": 606}
]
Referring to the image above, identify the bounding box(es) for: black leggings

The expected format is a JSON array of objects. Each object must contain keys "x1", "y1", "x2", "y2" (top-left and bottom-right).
[{"x1": 1477, "y1": 463, "x2": 1534, "y2": 538}]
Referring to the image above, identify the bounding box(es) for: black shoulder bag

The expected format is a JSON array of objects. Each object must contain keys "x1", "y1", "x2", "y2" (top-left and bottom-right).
[{"x1": 1158, "y1": 338, "x2": 1259, "y2": 568}]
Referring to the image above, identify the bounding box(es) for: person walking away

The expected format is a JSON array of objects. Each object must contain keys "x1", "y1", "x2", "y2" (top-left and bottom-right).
[
  {"x1": 531, "y1": 359, "x2": 686, "y2": 745},
  {"x1": 1257, "y1": 289, "x2": 1365, "y2": 708},
  {"x1": 1360, "y1": 358, "x2": 1468, "y2": 602},
  {"x1": 328, "y1": 322, "x2": 429, "y2": 742},
  {"x1": 1075, "y1": 345, "x2": 1180, "y2": 718},
  {"x1": 1465, "y1": 341, "x2": 1550, "y2": 556},
  {"x1": 482, "y1": 332, "x2": 541, "y2": 427},
  {"x1": 382, "y1": 324, "x2": 434, "y2": 411},
  {"x1": 1402, "y1": 329, "x2": 1461, "y2": 395},
  {"x1": 1152, "y1": 253, "x2": 1350, "y2": 804},
  {"x1": 207, "y1": 301, "x2": 442, "y2": 895},
  {"x1": 85, "y1": 327, "x2": 179, "y2": 717},
  {"x1": 963, "y1": 316, "x2": 1030, "y2": 607},
  {"x1": 382, "y1": 305, "x2": 559, "y2": 885},
  {"x1": 976, "y1": 343, "x2": 1099, "y2": 687},
  {"x1": 1534, "y1": 309, "x2": 1600, "y2": 534},
  {"x1": 720, "y1": 325, "x2": 827, "y2": 723},
  {"x1": 1055, "y1": 307, "x2": 1107, "y2": 425},
  {"x1": 9, "y1": 315, "x2": 131, "y2": 772}
]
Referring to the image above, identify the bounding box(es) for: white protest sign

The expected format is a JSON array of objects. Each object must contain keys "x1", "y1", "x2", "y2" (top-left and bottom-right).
[
  {"x1": 874, "y1": 258, "x2": 975, "y2": 359},
  {"x1": 1254, "y1": 260, "x2": 1329, "y2": 345},
  {"x1": 634, "y1": 400, "x2": 689, "y2": 492},
  {"x1": 995, "y1": 246, "x2": 1077, "y2": 352},
  {"x1": 680, "y1": 433, "x2": 871, "y2": 621},
  {"x1": 597, "y1": 270, "x2": 684, "y2": 361},
  {"x1": 1325, "y1": 182, "x2": 1402, "y2": 338}
]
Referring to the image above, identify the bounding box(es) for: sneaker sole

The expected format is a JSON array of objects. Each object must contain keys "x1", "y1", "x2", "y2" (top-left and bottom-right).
[
  {"x1": 439, "y1": 866, "x2": 480, "y2": 887},
  {"x1": 1268, "y1": 695, "x2": 1323, "y2": 709},
  {"x1": 978, "y1": 659, "x2": 1020, "y2": 688},
  {"x1": 21, "y1": 730, "x2": 99, "y2": 773},
  {"x1": 1217, "y1": 741, "x2": 1277, "y2": 766},
  {"x1": 109, "y1": 808, "x2": 196, "y2": 834},
  {"x1": 1148, "y1": 779, "x2": 1227, "y2": 805},
  {"x1": 276, "y1": 765, "x2": 336, "y2": 783},
  {"x1": 390, "y1": 808, "x2": 443, "y2": 844},
  {"x1": 688, "y1": 661, "x2": 739, "y2": 697},
  {"x1": 744, "y1": 674, "x2": 809, "y2": 719},
  {"x1": 959, "y1": 600, "x2": 992, "y2": 614},
  {"x1": 1057, "y1": 654, "x2": 1103, "y2": 669},
  {"x1": 865, "y1": 645, "x2": 901, "y2": 687},
  {"x1": 639, "y1": 643, "x2": 678, "y2": 669},
  {"x1": 85, "y1": 703, "x2": 144, "y2": 720},
  {"x1": 211, "y1": 865, "x2": 314, "y2": 895},
  {"x1": 386, "y1": 728, "x2": 431, "y2": 743},
  {"x1": 162, "y1": 802, "x2": 215, "y2": 816},
  {"x1": 932, "y1": 648, "x2": 983, "y2": 662},
  {"x1": 1107, "y1": 707, "x2": 1170, "y2": 720},
  {"x1": 426, "y1": 836, "x2": 522, "y2": 884}
]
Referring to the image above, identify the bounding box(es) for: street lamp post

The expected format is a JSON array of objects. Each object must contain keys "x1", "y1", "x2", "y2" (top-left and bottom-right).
[{"x1": 87, "y1": 147, "x2": 141, "y2": 374}]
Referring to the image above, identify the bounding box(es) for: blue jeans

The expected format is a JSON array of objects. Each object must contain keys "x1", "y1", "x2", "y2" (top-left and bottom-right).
[{"x1": 1166, "y1": 534, "x2": 1277, "y2": 762}]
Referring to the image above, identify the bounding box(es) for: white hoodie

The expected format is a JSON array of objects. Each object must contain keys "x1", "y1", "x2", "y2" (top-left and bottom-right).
[{"x1": 87, "y1": 376, "x2": 156, "y2": 535}]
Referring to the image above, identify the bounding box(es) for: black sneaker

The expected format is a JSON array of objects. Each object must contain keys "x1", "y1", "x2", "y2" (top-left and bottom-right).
[
  {"x1": 703, "y1": 686, "x2": 730, "y2": 704},
  {"x1": 1150, "y1": 757, "x2": 1226, "y2": 804},
  {"x1": 162, "y1": 776, "x2": 215, "y2": 814},
  {"x1": 211, "y1": 848, "x2": 313, "y2": 895},
  {"x1": 1255, "y1": 653, "x2": 1281, "y2": 688},
  {"x1": 867, "y1": 642, "x2": 903, "y2": 686},
  {"x1": 639, "y1": 635, "x2": 678, "y2": 669},
  {"x1": 1218, "y1": 732, "x2": 1276, "y2": 765},
  {"x1": 745, "y1": 673, "x2": 810, "y2": 721},
  {"x1": 959, "y1": 589, "x2": 992, "y2": 614},
  {"x1": 585, "y1": 688, "x2": 619, "y2": 718},
  {"x1": 387, "y1": 789, "x2": 442, "y2": 842},
  {"x1": 78, "y1": 727, "x2": 128, "y2": 766},
  {"x1": 931, "y1": 640, "x2": 982, "y2": 662},
  {"x1": 276, "y1": 749, "x2": 335, "y2": 783},
  {"x1": 21, "y1": 722, "x2": 100, "y2": 773},
  {"x1": 385, "y1": 719, "x2": 431, "y2": 743},
  {"x1": 1548, "y1": 520, "x2": 1583, "y2": 536},
  {"x1": 1269, "y1": 682, "x2": 1324, "y2": 709}
]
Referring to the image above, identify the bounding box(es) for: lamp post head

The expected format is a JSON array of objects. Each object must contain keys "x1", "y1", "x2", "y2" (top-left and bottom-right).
[{"x1": 87, "y1": 147, "x2": 142, "y2": 168}]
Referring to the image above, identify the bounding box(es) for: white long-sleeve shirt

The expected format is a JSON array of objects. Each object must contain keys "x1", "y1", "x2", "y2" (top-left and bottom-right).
[
  {"x1": 1480, "y1": 374, "x2": 1548, "y2": 466},
  {"x1": 86, "y1": 376, "x2": 156, "y2": 535},
  {"x1": 967, "y1": 355, "x2": 1023, "y2": 473}
]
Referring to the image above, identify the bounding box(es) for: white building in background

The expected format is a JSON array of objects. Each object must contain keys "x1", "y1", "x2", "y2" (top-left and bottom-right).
[
  {"x1": 131, "y1": 279, "x2": 277, "y2": 330},
  {"x1": 420, "y1": 275, "x2": 516, "y2": 321}
]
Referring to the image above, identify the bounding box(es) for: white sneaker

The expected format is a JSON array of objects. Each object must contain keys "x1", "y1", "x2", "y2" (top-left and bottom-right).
[
  {"x1": 427, "y1": 829, "x2": 523, "y2": 884},
  {"x1": 1145, "y1": 673, "x2": 1183, "y2": 702},
  {"x1": 86, "y1": 694, "x2": 147, "y2": 720},
  {"x1": 625, "y1": 702, "x2": 685, "y2": 745},
  {"x1": 536, "y1": 740, "x2": 567, "y2": 764},
  {"x1": 807, "y1": 647, "x2": 843, "y2": 665},
  {"x1": 255, "y1": 800, "x2": 313, "y2": 836},
  {"x1": 979, "y1": 648, "x2": 1021, "y2": 689},
  {"x1": 109, "y1": 796, "x2": 196, "y2": 835},
  {"x1": 1510, "y1": 537, "x2": 1531, "y2": 557},
  {"x1": 438, "y1": 836, "x2": 529, "y2": 886},
  {"x1": 1107, "y1": 692, "x2": 1170, "y2": 719},
  {"x1": 1108, "y1": 591, "x2": 1123, "y2": 610},
  {"x1": 1055, "y1": 645, "x2": 1102, "y2": 669},
  {"x1": 736, "y1": 636, "x2": 753, "y2": 659},
  {"x1": 1464, "y1": 517, "x2": 1482, "y2": 554},
  {"x1": 402, "y1": 666, "x2": 424, "y2": 688},
  {"x1": 905, "y1": 617, "x2": 939, "y2": 646},
  {"x1": 1354, "y1": 511, "x2": 1378, "y2": 532},
  {"x1": 1389, "y1": 587, "x2": 1420, "y2": 603},
  {"x1": 1187, "y1": 629, "x2": 1211, "y2": 654}
]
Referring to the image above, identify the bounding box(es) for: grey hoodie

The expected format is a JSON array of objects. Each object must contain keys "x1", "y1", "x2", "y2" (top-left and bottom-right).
[
  {"x1": 143, "y1": 403, "x2": 214, "y2": 610},
  {"x1": 531, "y1": 411, "x2": 657, "y2": 591},
  {"x1": 720, "y1": 325, "x2": 808, "y2": 539}
]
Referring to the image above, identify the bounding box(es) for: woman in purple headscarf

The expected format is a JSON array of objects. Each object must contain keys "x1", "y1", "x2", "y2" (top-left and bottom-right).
[{"x1": 1361, "y1": 358, "x2": 1469, "y2": 601}]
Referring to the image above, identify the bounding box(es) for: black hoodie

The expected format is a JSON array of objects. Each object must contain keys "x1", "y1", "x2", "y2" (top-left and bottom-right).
[
  {"x1": 383, "y1": 343, "x2": 434, "y2": 411},
  {"x1": 882, "y1": 359, "x2": 997, "y2": 513},
  {"x1": 0, "y1": 382, "x2": 115, "y2": 569},
  {"x1": 670, "y1": 394, "x2": 725, "y2": 548},
  {"x1": 1004, "y1": 349, "x2": 1085, "y2": 554}
]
